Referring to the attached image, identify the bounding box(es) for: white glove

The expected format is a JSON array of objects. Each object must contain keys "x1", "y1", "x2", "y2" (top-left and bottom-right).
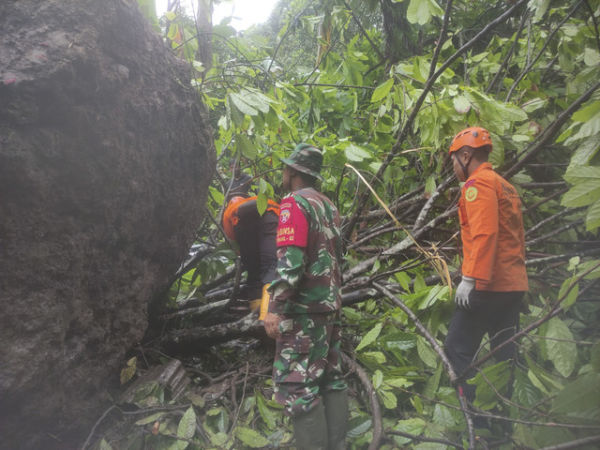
[{"x1": 455, "y1": 276, "x2": 475, "y2": 309}]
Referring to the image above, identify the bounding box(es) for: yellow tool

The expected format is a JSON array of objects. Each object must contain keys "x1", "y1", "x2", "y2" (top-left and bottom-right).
[{"x1": 258, "y1": 283, "x2": 271, "y2": 321}]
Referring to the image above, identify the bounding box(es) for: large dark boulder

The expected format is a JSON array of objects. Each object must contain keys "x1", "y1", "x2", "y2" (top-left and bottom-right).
[{"x1": 0, "y1": 0, "x2": 215, "y2": 447}]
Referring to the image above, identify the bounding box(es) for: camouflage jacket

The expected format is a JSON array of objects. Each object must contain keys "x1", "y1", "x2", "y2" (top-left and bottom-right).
[{"x1": 268, "y1": 188, "x2": 342, "y2": 315}]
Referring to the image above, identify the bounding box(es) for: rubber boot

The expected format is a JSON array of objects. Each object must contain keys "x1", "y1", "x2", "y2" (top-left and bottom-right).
[
  {"x1": 292, "y1": 402, "x2": 328, "y2": 450},
  {"x1": 323, "y1": 389, "x2": 349, "y2": 450}
]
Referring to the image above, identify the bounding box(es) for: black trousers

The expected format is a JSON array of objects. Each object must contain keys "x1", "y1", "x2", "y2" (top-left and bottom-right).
[
  {"x1": 234, "y1": 208, "x2": 278, "y2": 298},
  {"x1": 444, "y1": 290, "x2": 524, "y2": 402}
]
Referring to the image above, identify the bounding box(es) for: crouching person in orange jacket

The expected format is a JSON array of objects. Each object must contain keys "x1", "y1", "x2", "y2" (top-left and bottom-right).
[
  {"x1": 444, "y1": 127, "x2": 528, "y2": 405},
  {"x1": 222, "y1": 173, "x2": 279, "y2": 316}
]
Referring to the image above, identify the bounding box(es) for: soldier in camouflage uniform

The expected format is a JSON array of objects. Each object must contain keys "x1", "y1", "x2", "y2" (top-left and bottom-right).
[{"x1": 263, "y1": 143, "x2": 348, "y2": 450}]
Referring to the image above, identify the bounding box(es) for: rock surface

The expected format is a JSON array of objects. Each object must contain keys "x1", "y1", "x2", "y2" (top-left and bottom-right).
[{"x1": 0, "y1": 0, "x2": 214, "y2": 447}]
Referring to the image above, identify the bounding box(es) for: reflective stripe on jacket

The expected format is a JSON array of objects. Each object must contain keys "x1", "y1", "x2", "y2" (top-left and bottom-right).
[{"x1": 458, "y1": 162, "x2": 528, "y2": 292}]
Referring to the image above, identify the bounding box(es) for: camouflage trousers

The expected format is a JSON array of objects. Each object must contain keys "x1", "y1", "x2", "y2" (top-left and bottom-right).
[{"x1": 272, "y1": 311, "x2": 347, "y2": 416}]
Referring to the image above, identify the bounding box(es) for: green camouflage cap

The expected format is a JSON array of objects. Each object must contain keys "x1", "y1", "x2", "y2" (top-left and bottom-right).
[{"x1": 280, "y1": 143, "x2": 324, "y2": 181}]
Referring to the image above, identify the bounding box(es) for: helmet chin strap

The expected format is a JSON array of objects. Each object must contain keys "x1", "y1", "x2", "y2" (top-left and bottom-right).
[{"x1": 455, "y1": 153, "x2": 471, "y2": 180}]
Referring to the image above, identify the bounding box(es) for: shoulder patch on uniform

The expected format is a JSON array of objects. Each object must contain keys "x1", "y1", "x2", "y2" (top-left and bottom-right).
[
  {"x1": 276, "y1": 196, "x2": 308, "y2": 247},
  {"x1": 464, "y1": 179, "x2": 476, "y2": 188},
  {"x1": 465, "y1": 186, "x2": 478, "y2": 202}
]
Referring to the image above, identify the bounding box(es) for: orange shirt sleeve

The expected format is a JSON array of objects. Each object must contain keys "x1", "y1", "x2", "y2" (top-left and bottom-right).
[{"x1": 461, "y1": 176, "x2": 498, "y2": 281}]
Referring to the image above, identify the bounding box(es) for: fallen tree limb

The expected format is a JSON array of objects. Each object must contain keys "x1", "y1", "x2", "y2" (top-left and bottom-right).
[
  {"x1": 341, "y1": 353, "x2": 383, "y2": 450},
  {"x1": 345, "y1": 207, "x2": 457, "y2": 281},
  {"x1": 386, "y1": 429, "x2": 461, "y2": 448},
  {"x1": 372, "y1": 282, "x2": 475, "y2": 449}
]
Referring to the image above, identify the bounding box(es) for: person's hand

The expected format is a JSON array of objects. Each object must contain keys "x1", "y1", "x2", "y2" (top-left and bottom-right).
[
  {"x1": 263, "y1": 312, "x2": 281, "y2": 339},
  {"x1": 455, "y1": 276, "x2": 475, "y2": 309}
]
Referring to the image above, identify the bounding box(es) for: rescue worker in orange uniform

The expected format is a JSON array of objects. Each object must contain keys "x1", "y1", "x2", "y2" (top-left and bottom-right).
[
  {"x1": 444, "y1": 127, "x2": 528, "y2": 403},
  {"x1": 222, "y1": 173, "x2": 279, "y2": 315}
]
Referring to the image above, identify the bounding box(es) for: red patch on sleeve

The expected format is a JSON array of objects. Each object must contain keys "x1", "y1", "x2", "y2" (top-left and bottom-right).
[
  {"x1": 276, "y1": 196, "x2": 308, "y2": 247},
  {"x1": 464, "y1": 179, "x2": 476, "y2": 188}
]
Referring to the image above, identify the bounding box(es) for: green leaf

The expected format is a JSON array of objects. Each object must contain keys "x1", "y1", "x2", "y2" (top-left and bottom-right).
[
  {"x1": 371, "y1": 78, "x2": 394, "y2": 103},
  {"x1": 99, "y1": 439, "x2": 113, "y2": 450},
  {"x1": 256, "y1": 392, "x2": 277, "y2": 429},
  {"x1": 572, "y1": 101, "x2": 600, "y2": 122},
  {"x1": 584, "y1": 48, "x2": 600, "y2": 66},
  {"x1": 513, "y1": 369, "x2": 542, "y2": 407},
  {"x1": 120, "y1": 356, "x2": 137, "y2": 384},
  {"x1": 209, "y1": 186, "x2": 224, "y2": 205},
  {"x1": 564, "y1": 166, "x2": 600, "y2": 183},
  {"x1": 356, "y1": 323, "x2": 382, "y2": 351},
  {"x1": 393, "y1": 417, "x2": 426, "y2": 436},
  {"x1": 210, "y1": 432, "x2": 229, "y2": 447},
  {"x1": 558, "y1": 276, "x2": 579, "y2": 310},
  {"x1": 176, "y1": 407, "x2": 196, "y2": 450},
  {"x1": 394, "y1": 271, "x2": 411, "y2": 291},
  {"x1": 372, "y1": 370, "x2": 384, "y2": 389},
  {"x1": 407, "y1": 0, "x2": 444, "y2": 25},
  {"x1": 257, "y1": 192, "x2": 267, "y2": 216},
  {"x1": 235, "y1": 427, "x2": 270, "y2": 448},
  {"x1": 347, "y1": 416, "x2": 372, "y2": 438},
  {"x1": 470, "y1": 361, "x2": 511, "y2": 409},
  {"x1": 416, "y1": 335, "x2": 437, "y2": 368},
  {"x1": 561, "y1": 182, "x2": 600, "y2": 207},
  {"x1": 424, "y1": 176, "x2": 436, "y2": 197},
  {"x1": 237, "y1": 134, "x2": 257, "y2": 159},
  {"x1": 378, "y1": 388, "x2": 398, "y2": 409},
  {"x1": 418, "y1": 285, "x2": 448, "y2": 310},
  {"x1": 362, "y1": 351, "x2": 387, "y2": 364},
  {"x1": 385, "y1": 377, "x2": 413, "y2": 388},
  {"x1": 586, "y1": 199, "x2": 600, "y2": 231},
  {"x1": 423, "y1": 361, "x2": 442, "y2": 399},
  {"x1": 465, "y1": 89, "x2": 528, "y2": 133},
  {"x1": 432, "y1": 404, "x2": 455, "y2": 427},
  {"x1": 453, "y1": 95, "x2": 471, "y2": 114},
  {"x1": 545, "y1": 317, "x2": 576, "y2": 378},
  {"x1": 229, "y1": 92, "x2": 258, "y2": 116},
  {"x1": 135, "y1": 412, "x2": 165, "y2": 425},
  {"x1": 345, "y1": 144, "x2": 372, "y2": 162},
  {"x1": 552, "y1": 373, "x2": 600, "y2": 422}
]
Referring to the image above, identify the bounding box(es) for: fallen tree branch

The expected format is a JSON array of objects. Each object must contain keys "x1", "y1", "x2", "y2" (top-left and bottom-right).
[
  {"x1": 372, "y1": 282, "x2": 475, "y2": 449},
  {"x1": 345, "y1": 207, "x2": 457, "y2": 281},
  {"x1": 386, "y1": 430, "x2": 461, "y2": 448},
  {"x1": 341, "y1": 353, "x2": 383, "y2": 450},
  {"x1": 526, "y1": 219, "x2": 584, "y2": 247},
  {"x1": 539, "y1": 434, "x2": 600, "y2": 450}
]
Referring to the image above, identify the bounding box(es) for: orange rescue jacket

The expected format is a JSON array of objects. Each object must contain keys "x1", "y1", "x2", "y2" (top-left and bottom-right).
[
  {"x1": 222, "y1": 196, "x2": 280, "y2": 242},
  {"x1": 458, "y1": 162, "x2": 528, "y2": 292}
]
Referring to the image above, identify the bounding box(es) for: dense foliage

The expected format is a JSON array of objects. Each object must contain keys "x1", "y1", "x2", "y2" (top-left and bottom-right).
[{"x1": 95, "y1": 1, "x2": 600, "y2": 449}]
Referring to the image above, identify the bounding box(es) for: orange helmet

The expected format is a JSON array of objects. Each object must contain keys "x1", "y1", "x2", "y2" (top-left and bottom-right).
[{"x1": 449, "y1": 127, "x2": 492, "y2": 154}]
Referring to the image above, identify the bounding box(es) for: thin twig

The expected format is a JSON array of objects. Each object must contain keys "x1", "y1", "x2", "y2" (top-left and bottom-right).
[
  {"x1": 504, "y1": 80, "x2": 600, "y2": 179},
  {"x1": 486, "y1": 9, "x2": 529, "y2": 93},
  {"x1": 342, "y1": 0, "x2": 385, "y2": 61},
  {"x1": 81, "y1": 405, "x2": 117, "y2": 450},
  {"x1": 386, "y1": 430, "x2": 461, "y2": 448},
  {"x1": 505, "y1": 0, "x2": 584, "y2": 102},
  {"x1": 539, "y1": 434, "x2": 600, "y2": 450}
]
